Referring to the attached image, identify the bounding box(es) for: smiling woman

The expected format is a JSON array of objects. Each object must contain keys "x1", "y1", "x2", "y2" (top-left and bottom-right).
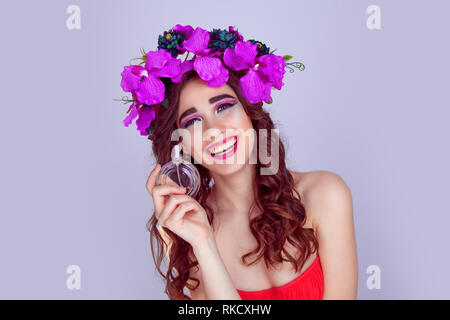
[
  {"x1": 127, "y1": 24, "x2": 359, "y2": 300},
  {"x1": 145, "y1": 67, "x2": 355, "y2": 300},
  {"x1": 174, "y1": 75, "x2": 256, "y2": 168}
]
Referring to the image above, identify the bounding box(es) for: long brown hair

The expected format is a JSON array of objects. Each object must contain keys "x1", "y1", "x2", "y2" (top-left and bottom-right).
[{"x1": 147, "y1": 66, "x2": 319, "y2": 300}]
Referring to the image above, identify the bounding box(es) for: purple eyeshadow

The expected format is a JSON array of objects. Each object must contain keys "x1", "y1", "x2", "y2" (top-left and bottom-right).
[{"x1": 181, "y1": 114, "x2": 199, "y2": 128}]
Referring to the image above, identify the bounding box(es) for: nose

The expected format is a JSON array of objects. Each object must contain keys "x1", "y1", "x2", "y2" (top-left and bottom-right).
[{"x1": 202, "y1": 117, "x2": 228, "y2": 146}]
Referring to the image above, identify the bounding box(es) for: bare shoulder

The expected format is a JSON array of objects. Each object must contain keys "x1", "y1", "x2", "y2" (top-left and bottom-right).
[
  {"x1": 288, "y1": 170, "x2": 353, "y2": 230},
  {"x1": 290, "y1": 170, "x2": 357, "y2": 299}
]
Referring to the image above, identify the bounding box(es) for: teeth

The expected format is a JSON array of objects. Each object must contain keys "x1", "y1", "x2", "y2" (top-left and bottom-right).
[{"x1": 210, "y1": 137, "x2": 237, "y2": 155}]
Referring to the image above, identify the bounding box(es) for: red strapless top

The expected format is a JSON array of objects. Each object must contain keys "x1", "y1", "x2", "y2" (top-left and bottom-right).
[{"x1": 236, "y1": 255, "x2": 324, "y2": 300}]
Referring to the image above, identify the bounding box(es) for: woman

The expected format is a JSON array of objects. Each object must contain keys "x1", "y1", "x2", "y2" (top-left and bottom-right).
[{"x1": 145, "y1": 68, "x2": 358, "y2": 300}]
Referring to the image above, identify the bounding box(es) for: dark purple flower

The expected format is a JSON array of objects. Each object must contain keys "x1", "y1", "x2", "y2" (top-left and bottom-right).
[
  {"x1": 208, "y1": 26, "x2": 244, "y2": 53},
  {"x1": 172, "y1": 24, "x2": 194, "y2": 53},
  {"x1": 228, "y1": 26, "x2": 244, "y2": 42}
]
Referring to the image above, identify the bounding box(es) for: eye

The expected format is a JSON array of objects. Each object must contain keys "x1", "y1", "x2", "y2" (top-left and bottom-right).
[
  {"x1": 216, "y1": 101, "x2": 237, "y2": 113},
  {"x1": 182, "y1": 117, "x2": 202, "y2": 128}
]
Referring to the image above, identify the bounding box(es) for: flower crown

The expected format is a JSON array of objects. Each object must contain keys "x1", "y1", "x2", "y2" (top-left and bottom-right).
[{"x1": 116, "y1": 25, "x2": 305, "y2": 138}]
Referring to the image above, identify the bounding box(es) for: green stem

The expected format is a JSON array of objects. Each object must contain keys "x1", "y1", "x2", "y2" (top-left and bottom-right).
[{"x1": 113, "y1": 96, "x2": 134, "y2": 104}]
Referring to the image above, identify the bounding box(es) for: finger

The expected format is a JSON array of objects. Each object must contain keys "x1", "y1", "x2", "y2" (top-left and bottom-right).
[
  {"x1": 146, "y1": 163, "x2": 161, "y2": 194},
  {"x1": 153, "y1": 185, "x2": 187, "y2": 217},
  {"x1": 157, "y1": 194, "x2": 191, "y2": 224},
  {"x1": 165, "y1": 201, "x2": 198, "y2": 228},
  {"x1": 146, "y1": 163, "x2": 162, "y2": 194}
]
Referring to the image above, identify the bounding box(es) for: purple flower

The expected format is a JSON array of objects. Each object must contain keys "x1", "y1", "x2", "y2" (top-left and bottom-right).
[
  {"x1": 194, "y1": 55, "x2": 229, "y2": 87},
  {"x1": 223, "y1": 40, "x2": 286, "y2": 104},
  {"x1": 122, "y1": 92, "x2": 155, "y2": 136},
  {"x1": 182, "y1": 27, "x2": 212, "y2": 56},
  {"x1": 257, "y1": 54, "x2": 286, "y2": 90},
  {"x1": 120, "y1": 65, "x2": 146, "y2": 93},
  {"x1": 173, "y1": 26, "x2": 229, "y2": 87},
  {"x1": 122, "y1": 91, "x2": 140, "y2": 127},
  {"x1": 172, "y1": 24, "x2": 194, "y2": 38},
  {"x1": 171, "y1": 59, "x2": 194, "y2": 83},
  {"x1": 172, "y1": 24, "x2": 194, "y2": 54},
  {"x1": 120, "y1": 49, "x2": 181, "y2": 106},
  {"x1": 123, "y1": 100, "x2": 140, "y2": 127},
  {"x1": 136, "y1": 106, "x2": 156, "y2": 136}
]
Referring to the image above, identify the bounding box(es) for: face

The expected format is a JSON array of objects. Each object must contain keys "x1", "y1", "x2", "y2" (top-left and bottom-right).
[{"x1": 176, "y1": 77, "x2": 256, "y2": 175}]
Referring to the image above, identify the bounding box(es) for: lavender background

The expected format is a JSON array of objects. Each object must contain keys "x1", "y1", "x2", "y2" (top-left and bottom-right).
[{"x1": 0, "y1": 0, "x2": 449, "y2": 299}]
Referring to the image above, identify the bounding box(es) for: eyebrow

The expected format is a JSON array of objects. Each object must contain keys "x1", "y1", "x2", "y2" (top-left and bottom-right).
[{"x1": 178, "y1": 94, "x2": 236, "y2": 126}]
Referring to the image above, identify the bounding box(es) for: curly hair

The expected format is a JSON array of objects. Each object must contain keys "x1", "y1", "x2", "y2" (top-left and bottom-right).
[{"x1": 146, "y1": 65, "x2": 319, "y2": 300}]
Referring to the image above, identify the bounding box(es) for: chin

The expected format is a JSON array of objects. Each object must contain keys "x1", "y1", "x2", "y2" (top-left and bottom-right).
[{"x1": 206, "y1": 161, "x2": 247, "y2": 176}]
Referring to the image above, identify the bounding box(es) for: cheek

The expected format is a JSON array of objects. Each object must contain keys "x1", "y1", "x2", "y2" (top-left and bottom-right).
[{"x1": 181, "y1": 125, "x2": 205, "y2": 160}]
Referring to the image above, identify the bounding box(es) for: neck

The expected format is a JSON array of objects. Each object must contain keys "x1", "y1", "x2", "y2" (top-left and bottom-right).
[{"x1": 209, "y1": 163, "x2": 257, "y2": 220}]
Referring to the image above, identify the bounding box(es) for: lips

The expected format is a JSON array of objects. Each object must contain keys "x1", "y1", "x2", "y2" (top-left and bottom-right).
[{"x1": 206, "y1": 135, "x2": 238, "y2": 157}]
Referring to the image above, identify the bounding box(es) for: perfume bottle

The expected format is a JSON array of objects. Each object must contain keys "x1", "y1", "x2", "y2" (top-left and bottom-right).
[{"x1": 156, "y1": 144, "x2": 201, "y2": 198}]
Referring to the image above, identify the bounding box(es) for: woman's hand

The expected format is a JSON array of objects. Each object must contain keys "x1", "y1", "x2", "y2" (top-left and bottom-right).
[{"x1": 146, "y1": 163, "x2": 214, "y2": 249}]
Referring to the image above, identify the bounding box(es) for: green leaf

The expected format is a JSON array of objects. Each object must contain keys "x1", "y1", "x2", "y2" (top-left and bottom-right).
[
  {"x1": 266, "y1": 96, "x2": 273, "y2": 104},
  {"x1": 283, "y1": 55, "x2": 293, "y2": 61},
  {"x1": 161, "y1": 97, "x2": 169, "y2": 109}
]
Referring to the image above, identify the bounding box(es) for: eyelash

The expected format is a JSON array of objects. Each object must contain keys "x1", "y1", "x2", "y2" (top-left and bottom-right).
[
  {"x1": 216, "y1": 101, "x2": 236, "y2": 113},
  {"x1": 181, "y1": 101, "x2": 237, "y2": 128}
]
